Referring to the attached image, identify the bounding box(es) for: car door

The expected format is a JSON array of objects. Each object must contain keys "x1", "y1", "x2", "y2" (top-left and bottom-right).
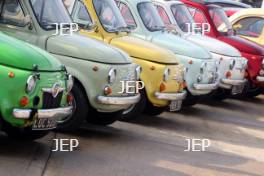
[{"x1": 0, "y1": 0, "x2": 38, "y2": 44}]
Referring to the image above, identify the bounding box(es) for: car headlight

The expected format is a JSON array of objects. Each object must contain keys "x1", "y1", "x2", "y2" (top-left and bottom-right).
[
  {"x1": 26, "y1": 75, "x2": 37, "y2": 94},
  {"x1": 135, "y1": 66, "x2": 142, "y2": 80},
  {"x1": 66, "y1": 74, "x2": 74, "y2": 92},
  {"x1": 200, "y1": 62, "x2": 207, "y2": 74},
  {"x1": 230, "y1": 59, "x2": 236, "y2": 70},
  {"x1": 108, "y1": 68, "x2": 116, "y2": 84},
  {"x1": 197, "y1": 75, "x2": 202, "y2": 83},
  {"x1": 163, "y1": 68, "x2": 170, "y2": 82},
  {"x1": 242, "y1": 59, "x2": 248, "y2": 69}
]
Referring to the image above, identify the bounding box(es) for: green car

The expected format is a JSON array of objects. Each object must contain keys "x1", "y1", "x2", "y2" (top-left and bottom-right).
[
  {"x1": 0, "y1": 32, "x2": 72, "y2": 140},
  {"x1": 0, "y1": 0, "x2": 140, "y2": 128}
]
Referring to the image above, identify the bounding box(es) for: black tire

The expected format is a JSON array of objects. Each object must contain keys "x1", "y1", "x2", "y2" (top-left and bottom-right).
[
  {"x1": 118, "y1": 89, "x2": 147, "y2": 122},
  {"x1": 86, "y1": 108, "x2": 121, "y2": 126},
  {"x1": 182, "y1": 92, "x2": 200, "y2": 106},
  {"x1": 4, "y1": 125, "x2": 49, "y2": 141},
  {"x1": 211, "y1": 88, "x2": 230, "y2": 101},
  {"x1": 242, "y1": 81, "x2": 264, "y2": 98},
  {"x1": 56, "y1": 82, "x2": 88, "y2": 131},
  {"x1": 245, "y1": 87, "x2": 264, "y2": 98},
  {"x1": 143, "y1": 104, "x2": 166, "y2": 116}
]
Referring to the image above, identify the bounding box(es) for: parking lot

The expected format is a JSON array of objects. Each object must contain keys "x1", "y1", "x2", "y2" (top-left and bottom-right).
[{"x1": 0, "y1": 95, "x2": 264, "y2": 176}]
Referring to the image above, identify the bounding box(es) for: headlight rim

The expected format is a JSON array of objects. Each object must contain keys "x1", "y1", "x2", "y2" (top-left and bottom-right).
[
  {"x1": 66, "y1": 74, "x2": 74, "y2": 93},
  {"x1": 25, "y1": 75, "x2": 37, "y2": 94},
  {"x1": 135, "y1": 66, "x2": 142, "y2": 80},
  {"x1": 163, "y1": 68, "x2": 170, "y2": 82},
  {"x1": 108, "y1": 68, "x2": 117, "y2": 84}
]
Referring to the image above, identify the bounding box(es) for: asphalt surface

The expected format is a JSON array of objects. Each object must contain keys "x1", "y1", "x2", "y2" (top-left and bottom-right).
[{"x1": 0, "y1": 95, "x2": 264, "y2": 176}]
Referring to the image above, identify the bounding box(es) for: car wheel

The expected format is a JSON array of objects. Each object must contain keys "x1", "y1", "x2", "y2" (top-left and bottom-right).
[
  {"x1": 143, "y1": 103, "x2": 166, "y2": 116},
  {"x1": 56, "y1": 82, "x2": 88, "y2": 131},
  {"x1": 118, "y1": 89, "x2": 146, "y2": 122},
  {"x1": 183, "y1": 92, "x2": 200, "y2": 106},
  {"x1": 4, "y1": 125, "x2": 49, "y2": 141},
  {"x1": 211, "y1": 88, "x2": 231, "y2": 101},
  {"x1": 242, "y1": 80, "x2": 264, "y2": 98},
  {"x1": 86, "y1": 108, "x2": 121, "y2": 126}
]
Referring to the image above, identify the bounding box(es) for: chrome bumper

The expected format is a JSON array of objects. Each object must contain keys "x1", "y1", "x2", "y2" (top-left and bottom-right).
[
  {"x1": 221, "y1": 78, "x2": 246, "y2": 86},
  {"x1": 13, "y1": 106, "x2": 73, "y2": 119},
  {"x1": 193, "y1": 82, "x2": 218, "y2": 90},
  {"x1": 155, "y1": 91, "x2": 187, "y2": 100},
  {"x1": 256, "y1": 76, "x2": 264, "y2": 82},
  {"x1": 97, "y1": 94, "x2": 140, "y2": 105}
]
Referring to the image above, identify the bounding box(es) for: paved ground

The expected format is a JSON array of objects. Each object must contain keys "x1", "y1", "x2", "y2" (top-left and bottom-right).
[{"x1": 0, "y1": 95, "x2": 264, "y2": 176}]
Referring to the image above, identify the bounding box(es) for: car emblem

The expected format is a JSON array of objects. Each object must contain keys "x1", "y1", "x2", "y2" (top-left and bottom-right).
[{"x1": 51, "y1": 83, "x2": 61, "y2": 98}]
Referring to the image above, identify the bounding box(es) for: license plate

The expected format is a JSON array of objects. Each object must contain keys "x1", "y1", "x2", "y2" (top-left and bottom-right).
[
  {"x1": 231, "y1": 84, "x2": 244, "y2": 95},
  {"x1": 33, "y1": 118, "x2": 57, "y2": 130},
  {"x1": 169, "y1": 100, "x2": 182, "y2": 112}
]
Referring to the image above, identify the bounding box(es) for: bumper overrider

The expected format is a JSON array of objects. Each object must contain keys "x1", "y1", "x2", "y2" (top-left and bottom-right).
[
  {"x1": 256, "y1": 76, "x2": 264, "y2": 82},
  {"x1": 13, "y1": 106, "x2": 73, "y2": 119},
  {"x1": 155, "y1": 91, "x2": 187, "y2": 100},
  {"x1": 221, "y1": 78, "x2": 247, "y2": 86},
  {"x1": 97, "y1": 94, "x2": 141, "y2": 105}
]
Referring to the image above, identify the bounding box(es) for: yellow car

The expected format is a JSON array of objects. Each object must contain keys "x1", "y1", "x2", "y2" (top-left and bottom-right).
[
  {"x1": 64, "y1": 0, "x2": 186, "y2": 120},
  {"x1": 229, "y1": 8, "x2": 264, "y2": 46}
]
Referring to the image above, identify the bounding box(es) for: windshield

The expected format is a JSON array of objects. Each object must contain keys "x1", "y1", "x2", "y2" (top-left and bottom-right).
[
  {"x1": 30, "y1": 0, "x2": 72, "y2": 30},
  {"x1": 171, "y1": 4, "x2": 197, "y2": 33},
  {"x1": 93, "y1": 0, "x2": 128, "y2": 32},
  {"x1": 138, "y1": 2, "x2": 165, "y2": 32},
  {"x1": 209, "y1": 7, "x2": 233, "y2": 34}
]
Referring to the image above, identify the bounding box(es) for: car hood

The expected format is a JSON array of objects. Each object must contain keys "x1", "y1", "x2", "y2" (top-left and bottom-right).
[
  {"x1": 0, "y1": 33, "x2": 62, "y2": 71},
  {"x1": 47, "y1": 34, "x2": 131, "y2": 64},
  {"x1": 110, "y1": 35, "x2": 178, "y2": 64},
  {"x1": 219, "y1": 36, "x2": 264, "y2": 56},
  {"x1": 185, "y1": 34, "x2": 241, "y2": 57},
  {"x1": 150, "y1": 32, "x2": 211, "y2": 59}
]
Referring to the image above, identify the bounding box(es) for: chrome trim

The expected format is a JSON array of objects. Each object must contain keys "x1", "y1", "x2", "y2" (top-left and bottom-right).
[
  {"x1": 13, "y1": 106, "x2": 73, "y2": 119},
  {"x1": 193, "y1": 82, "x2": 218, "y2": 90},
  {"x1": 97, "y1": 94, "x2": 141, "y2": 105},
  {"x1": 154, "y1": 91, "x2": 187, "y2": 100},
  {"x1": 256, "y1": 76, "x2": 264, "y2": 82},
  {"x1": 42, "y1": 87, "x2": 65, "y2": 93},
  {"x1": 221, "y1": 78, "x2": 246, "y2": 86}
]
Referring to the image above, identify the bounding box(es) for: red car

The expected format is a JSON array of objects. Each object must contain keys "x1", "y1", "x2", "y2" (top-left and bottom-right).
[{"x1": 181, "y1": 0, "x2": 264, "y2": 97}]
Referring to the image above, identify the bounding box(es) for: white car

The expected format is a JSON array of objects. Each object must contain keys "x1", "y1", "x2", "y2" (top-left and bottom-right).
[{"x1": 153, "y1": 0, "x2": 248, "y2": 98}]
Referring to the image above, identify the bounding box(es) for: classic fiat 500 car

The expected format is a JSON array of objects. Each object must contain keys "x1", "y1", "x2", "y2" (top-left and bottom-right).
[
  {"x1": 228, "y1": 9, "x2": 264, "y2": 46},
  {"x1": 153, "y1": 0, "x2": 247, "y2": 98},
  {"x1": 115, "y1": 0, "x2": 219, "y2": 105},
  {"x1": 181, "y1": 0, "x2": 264, "y2": 97},
  {"x1": 0, "y1": 0, "x2": 140, "y2": 127},
  {"x1": 0, "y1": 32, "x2": 72, "y2": 140},
  {"x1": 65, "y1": 0, "x2": 186, "y2": 121}
]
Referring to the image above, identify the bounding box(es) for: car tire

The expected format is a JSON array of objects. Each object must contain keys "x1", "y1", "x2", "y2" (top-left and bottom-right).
[
  {"x1": 4, "y1": 125, "x2": 49, "y2": 141},
  {"x1": 86, "y1": 108, "x2": 121, "y2": 126},
  {"x1": 242, "y1": 80, "x2": 264, "y2": 98},
  {"x1": 118, "y1": 89, "x2": 147, "y2": 122},
  {"x1": 143, "y1": 103, "x2": 166, "y2": 116},
  {"x1": 183, "y1": 92, "x2": 200, "y2": 106},
  {"x1": 211, "y1": 88, "x2": 230, "y2": 101},
  {"x1": 56, "y1": 82, "x2": 88, "y2": 131}
]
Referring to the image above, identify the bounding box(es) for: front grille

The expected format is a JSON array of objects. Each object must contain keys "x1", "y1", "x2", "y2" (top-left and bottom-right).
[{"x1": 42, "y1": 92, "x2": 63, "y2": 109}]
